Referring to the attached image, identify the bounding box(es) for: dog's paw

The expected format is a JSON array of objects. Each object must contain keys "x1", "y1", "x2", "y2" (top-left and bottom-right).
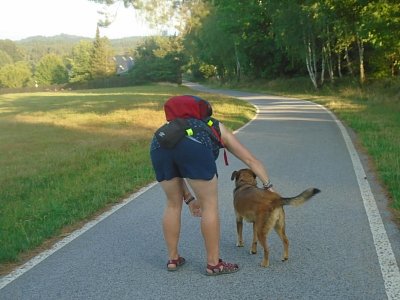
[
  {"x1": 236, "y1": 241, "x2": 244, "y2": 247},
  {"x1": 260, "y1": 261, "x2": 269, "y2": 268},
  {"x1": 250, "y1": 243, "x2": 257, "y2": 254}
]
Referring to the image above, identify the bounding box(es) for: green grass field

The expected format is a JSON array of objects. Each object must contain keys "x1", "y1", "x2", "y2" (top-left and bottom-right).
[{"x1": 0, "y1": 84, "x2": 256, "y2": 269}]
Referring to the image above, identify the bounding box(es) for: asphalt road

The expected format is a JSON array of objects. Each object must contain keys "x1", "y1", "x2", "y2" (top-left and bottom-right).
[{"x1": 1, "y1": 83, "x2": 400, "y2": 300}]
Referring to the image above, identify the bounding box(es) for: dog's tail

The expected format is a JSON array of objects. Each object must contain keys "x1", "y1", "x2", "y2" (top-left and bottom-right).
[{"x1": 281, "y1": 188, "x2": 321, "y2": 207}]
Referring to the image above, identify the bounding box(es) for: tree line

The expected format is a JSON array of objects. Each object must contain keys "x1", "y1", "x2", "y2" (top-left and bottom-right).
[
  {"x1": 0, "y1": 26, "x2": 189, "y2": 89},
  {"x1": 91, "y1": 0, "x2": 400, "y2": 89},
  {"x1": 2, "y1": 1, "x2": 399, "y2": 90},
  {"x1": 0, "y1": 27, "x2": 127, "y2": 88}
]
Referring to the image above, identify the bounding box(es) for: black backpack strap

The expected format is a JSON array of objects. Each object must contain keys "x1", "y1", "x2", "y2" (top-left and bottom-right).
[{"x1": 203, "y1": 118, "x2": 229, "y2": 166}]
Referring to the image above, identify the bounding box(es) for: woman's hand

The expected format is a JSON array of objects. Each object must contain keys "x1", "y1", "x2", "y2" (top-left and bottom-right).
[{"x1": 188, "y1": 199, "x2": 202, "y2": 217}]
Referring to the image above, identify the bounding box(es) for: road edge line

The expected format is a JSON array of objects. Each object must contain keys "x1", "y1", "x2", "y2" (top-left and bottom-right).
[{"x1": 317, "y1": 104, "x2": 400, "y2": 300}]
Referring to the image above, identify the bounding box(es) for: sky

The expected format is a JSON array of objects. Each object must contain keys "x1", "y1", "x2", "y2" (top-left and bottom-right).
[{"x1": 0, "y1": 0, "x2": 158, "y2": 41}]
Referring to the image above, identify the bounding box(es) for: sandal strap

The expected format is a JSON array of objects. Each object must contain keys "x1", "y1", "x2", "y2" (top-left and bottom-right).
[
  {"x1": 167, "y1": 256, "x2": 185, "y2": 267},
  {"x1": 207, "y1": 259, "x2": 239, "y2": 274}
]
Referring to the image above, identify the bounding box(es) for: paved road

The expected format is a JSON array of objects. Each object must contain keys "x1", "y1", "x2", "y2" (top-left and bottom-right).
[{"x1": 1, "y1": 83, "x2": 400, "y2": 299}]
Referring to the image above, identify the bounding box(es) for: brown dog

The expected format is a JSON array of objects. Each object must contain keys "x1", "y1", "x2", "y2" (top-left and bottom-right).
[{"x1": 231, "y1": 168, "x2": 320, "y2": 267}]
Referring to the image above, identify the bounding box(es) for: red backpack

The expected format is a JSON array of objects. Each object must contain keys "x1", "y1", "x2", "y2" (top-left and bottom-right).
[
  {"x1": 164, "y1": 95, "x2": 213, "y2": 121},
  {"x1": 163, "y1": 95, "x2": 228, "y2": 165}
]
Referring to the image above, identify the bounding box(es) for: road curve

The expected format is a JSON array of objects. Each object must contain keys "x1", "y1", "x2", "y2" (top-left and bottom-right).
[{"x1": 1, "y1": 83, "x2": 399, "y2": 300}]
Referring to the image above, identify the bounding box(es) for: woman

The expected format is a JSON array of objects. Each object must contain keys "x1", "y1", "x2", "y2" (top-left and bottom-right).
[{"x1": 150, "y1": 95, "x2": 273, "y2": 276}]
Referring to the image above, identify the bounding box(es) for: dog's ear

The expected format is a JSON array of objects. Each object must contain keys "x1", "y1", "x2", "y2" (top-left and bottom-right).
[{"x1": 231, "y1": 171, "x2": 237, "y2": 181}]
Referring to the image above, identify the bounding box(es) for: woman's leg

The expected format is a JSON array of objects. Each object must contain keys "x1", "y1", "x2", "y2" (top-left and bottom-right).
[
  {"x1": 187, "y1": 176, "x2": 220, "y2": 266},
  {"x1": 160, "y1": 177, "x2": 184, "y2": 267}
]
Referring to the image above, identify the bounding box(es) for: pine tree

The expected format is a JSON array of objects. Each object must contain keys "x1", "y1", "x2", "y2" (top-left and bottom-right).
[
  {"x1": 90, "y1": 26, "x2": 115, "y2": 79},
  {"x1": 69, "y1": 41, "x2": 93, "y2": 83}
]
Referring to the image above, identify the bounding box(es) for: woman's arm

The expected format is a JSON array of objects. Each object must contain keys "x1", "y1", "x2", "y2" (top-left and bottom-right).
[
  {"x1": 182, "y1": 180, "x2": 202, "y2": 217},
  {"x1": 220, "y1": 123, "x2": 273, "y2": 189}
]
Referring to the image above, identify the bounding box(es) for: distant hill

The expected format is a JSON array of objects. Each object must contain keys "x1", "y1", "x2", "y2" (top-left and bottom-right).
[
  {"x1": 17, "y1": 34, "x2": 91, "y2": 44},
  {"x1": 110, "y1": 36, "x2": 147, "y2": 54},
  {"x1": 18, "y1": 34, "x2": 145, "y2": 49},
  {"x1": 14, "y1": 34, "x2": 147, "y2": 62}
]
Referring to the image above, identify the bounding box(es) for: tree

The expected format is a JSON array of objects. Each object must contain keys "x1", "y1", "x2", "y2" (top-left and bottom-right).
[
  {"x1": 264, "y1": 1, "x2": 321, "y2": 88},
  {"x1": 0, "y1": 62, "x2": 32, "y2": 88},
  {"x1": 89, "y1": 0, "x2": 209, "y2": 35},
  {"x1": 89, "y1": 0, "x2": 400, "y2": 84},
  {"x1": 200, "y1": 0, "x2": 299, "y2": 80},
  {"x1": 69, "y1": 41, "x2": 93, "y2": 82},
  {"x1": 130, "y1": 36, "x2": 188, "y2": 83},
  {"x1": 184, "y1": 8, "x2": 236, "y2": 81},
  {"x1": 34, "y1": 54, "x2": 69, "y2": 85},
  {"x1": 0, "y1": 49, "x2": 13, "y2": 68},
  {"x1": 90, "y1": 27, "x2": 115, "y2": 78},
  {"x1": 0, "y1": 40, "x2": 24, "y2": 62},
  {"x1": 323, "y1": 0, "x2": 400, "y2": 83},
  {"x1": 360, "y1": 0, "x2": 400, "y2": 77}
]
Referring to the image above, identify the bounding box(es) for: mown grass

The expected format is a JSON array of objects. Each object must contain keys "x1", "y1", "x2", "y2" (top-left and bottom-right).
[
  {"x1": 224, "y1": 77, "x2": 400, "y2": 213},
  {"x1": 0, "y1": 84, "x2": 256, "y2": 268}
]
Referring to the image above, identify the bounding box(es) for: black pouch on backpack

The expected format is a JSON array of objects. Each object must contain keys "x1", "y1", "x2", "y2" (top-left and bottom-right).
[{"x1": 155, "y1": 118, "x2": 189, "y2": 149}]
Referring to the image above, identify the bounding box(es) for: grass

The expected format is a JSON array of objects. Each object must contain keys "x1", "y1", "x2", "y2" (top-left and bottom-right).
[
  {"x1": 223, "y1": 77, "x2": 400, "y2": 213},
  {"x1": 0, "y1": 84, "x2": 256, "y2": 268}
]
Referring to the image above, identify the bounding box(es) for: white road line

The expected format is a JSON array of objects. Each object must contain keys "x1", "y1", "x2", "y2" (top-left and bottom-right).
[
  {"x1": 317, "y1": 103, "x2": 400, "y2": 300},
  {"x1": 233, "y1": 104, "x2": 259, "y2": 134},
  {"x1": 0, "y1": 182, "x2": 157, "y2": 290}
]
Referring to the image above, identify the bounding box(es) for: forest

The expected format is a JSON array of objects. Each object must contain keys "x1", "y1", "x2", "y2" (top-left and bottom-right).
[
  {"x1": 1, "y1": 0, "x2": 399, "y2": 90},
  {"x1": 0, "y1": 31, "x2": 146, "y2": 89}
]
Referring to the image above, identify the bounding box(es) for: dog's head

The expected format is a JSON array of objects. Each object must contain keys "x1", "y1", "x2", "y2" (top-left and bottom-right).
[{"x1": 231, "y1": 169, "x2": 257, "y2": 187}]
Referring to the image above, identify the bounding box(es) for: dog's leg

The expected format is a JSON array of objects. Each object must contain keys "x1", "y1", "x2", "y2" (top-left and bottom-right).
[
  {"x1": 275, "y1": 210, "x2": 289, "y2": 261},
  {"x1": 236, "y1": 216, "x2": 244, "y2": 247},
  {"x1": 250, "y1": 222, "x2": 257, "y2": 254},
  {"x1": 256, "y1": 221, "x2": 271, "y2": 267}
]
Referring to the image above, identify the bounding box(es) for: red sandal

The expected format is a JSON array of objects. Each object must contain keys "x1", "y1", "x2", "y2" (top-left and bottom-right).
[
  {"x1": 167, "y1": 256, "x2": 186, "y2": 271},
  {"x1": 206, "y1": 259, "x2": 239, "y2": 276}
]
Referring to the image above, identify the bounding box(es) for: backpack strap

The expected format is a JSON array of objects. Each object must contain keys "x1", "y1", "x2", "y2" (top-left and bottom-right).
[{"x1": 204, "y1": 119, "x2": 229, "y2": 166}]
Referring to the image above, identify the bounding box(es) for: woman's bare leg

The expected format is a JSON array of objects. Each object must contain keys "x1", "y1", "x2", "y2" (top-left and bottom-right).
[
  {"x1": 160, "y1": 177, "x2": 184, "y2": 267},
  {"x1": 187, "y1": 176, "x2": 220, "y2": 266}
]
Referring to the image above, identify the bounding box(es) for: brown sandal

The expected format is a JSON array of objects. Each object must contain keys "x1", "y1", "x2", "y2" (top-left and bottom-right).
[
  {"x1": 206, "y1": 259, "x2": 239, "y2": 276},
  {"x1": 167, "y1": 256, "x2": 186, "y2": 271}
]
